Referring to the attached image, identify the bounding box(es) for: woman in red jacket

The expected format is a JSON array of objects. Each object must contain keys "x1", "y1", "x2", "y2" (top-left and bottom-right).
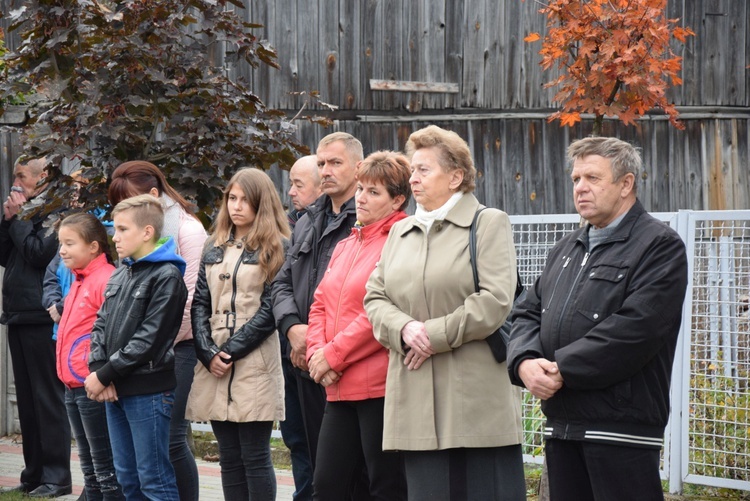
[{"x1": 306, "y1": 151, "x2": 411, "y2": 500}]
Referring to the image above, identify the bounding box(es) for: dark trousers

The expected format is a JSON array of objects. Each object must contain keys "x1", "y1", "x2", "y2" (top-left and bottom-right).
[
  {"x1": 211, "y1": 420, "x2": 276, "y2": 501},
  {"x1": 279, "y1": 356, "x2": 313, "y2": 501},
  {"x1": 294, "y1": 368, "x2": 327, "y2": 470},
  {"x1": 7, "y1": 323, "x2": 71, "y2": 487},
  {"x1": 169, "y1": 341, "x2": 199, "y2": 501},
  {"x1": 402, "y1": 445, "x2": 525, "y2": 501},
  {"x1": 313, "y1": 398, "x2": 406, "y2": 501},
  {"x1": 545, "y1": 439, "x2": 664, "y2": 501},
  {"x1": 65, "y1": 387, "x2": 124, "y2": 500}
]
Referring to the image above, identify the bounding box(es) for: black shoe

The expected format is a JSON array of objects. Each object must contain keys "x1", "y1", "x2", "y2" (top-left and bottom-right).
[
  {"x1": 1, "y1": 482, "x2": 39, "y2": 494},
  {"x1": 28, "y1": 483, "x2": 73, "y2": 498}
]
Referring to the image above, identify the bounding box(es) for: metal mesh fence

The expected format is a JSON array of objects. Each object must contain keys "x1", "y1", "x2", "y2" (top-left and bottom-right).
[
  {"x1": 510, "y1": 215, "x2": 582, "y2": 460},
  {"x1": 685, "y1": 217, "x2": 750, "y2": 486}
]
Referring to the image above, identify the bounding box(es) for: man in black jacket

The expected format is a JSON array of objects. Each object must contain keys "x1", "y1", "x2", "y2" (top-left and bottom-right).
[
  {"x1": 508, "y1": 137, "x2": 688, "y2": 501},
  {"x1": 0, "y1": 157, "x2": 72, "y2": 498},
  {"x1": 272, "y1": 133, "x2": 360, "y2": 485},
  {"x1": 279, "y1": 154, "x2": 322, "y2": 501}
]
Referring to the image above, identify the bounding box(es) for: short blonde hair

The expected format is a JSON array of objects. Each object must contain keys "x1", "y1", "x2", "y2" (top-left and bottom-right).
[
  {"x1": 405, "y1": 125, "x2": 476, "y2": 193},
  {"x1": 112, "y1": 194, "x2": 164, "y2": 240}
]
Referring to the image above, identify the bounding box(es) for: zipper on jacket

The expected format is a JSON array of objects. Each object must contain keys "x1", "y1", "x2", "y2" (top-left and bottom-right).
[
  {"x1": 545, "y1": 256, "x2": 571, "y2": 312},
  {"x1": 554, "y1": 251, "x2": 590, "y2": 337}
]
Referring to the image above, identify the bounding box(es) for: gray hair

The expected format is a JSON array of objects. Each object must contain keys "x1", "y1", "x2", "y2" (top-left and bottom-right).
[{"x1": 567, "y1": 137, "x2": 641, "y2": 193}]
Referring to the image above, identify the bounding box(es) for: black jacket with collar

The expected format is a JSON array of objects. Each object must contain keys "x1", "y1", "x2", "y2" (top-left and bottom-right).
[
  {"x1": 272, "y1": 194, "x2": 357, "y2": 339},
  {"x1": 508, "y1": 200, "x2": 688, "y2": 448},
  {"x1": 0, "y1": 208, "x2": 59, "y2": 325},
  {"x1": 89, "y1": 249, "x2": 187, "y2": 397}
]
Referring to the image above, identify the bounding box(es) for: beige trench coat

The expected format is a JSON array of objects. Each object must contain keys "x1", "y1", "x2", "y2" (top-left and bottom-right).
[
  {"x1": 364, "y1": 193, "x2": 523, "y2": 451},
  {"x1": 187, "y1": 244, "x2": 284, "y2": 423}
]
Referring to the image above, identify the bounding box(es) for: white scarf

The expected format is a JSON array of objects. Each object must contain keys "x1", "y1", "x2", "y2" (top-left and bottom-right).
[{"x1": 414, "y1": 192, "x2": 464, "y2": 232}]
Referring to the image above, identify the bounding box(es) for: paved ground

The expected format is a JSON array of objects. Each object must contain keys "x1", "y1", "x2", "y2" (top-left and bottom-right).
[{"x1": 0, "y1": 435, "x2": 295, "y2": 500}]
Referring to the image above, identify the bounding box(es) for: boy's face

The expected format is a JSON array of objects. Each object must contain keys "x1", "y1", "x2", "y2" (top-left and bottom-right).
[{"x1": 113, "y1": 210, "x2": 153, "y2": 260}]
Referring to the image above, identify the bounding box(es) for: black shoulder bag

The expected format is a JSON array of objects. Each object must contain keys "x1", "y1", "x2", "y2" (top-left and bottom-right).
[{"x1": 469, "y1": 208, "x2": 525, "y2": 363}]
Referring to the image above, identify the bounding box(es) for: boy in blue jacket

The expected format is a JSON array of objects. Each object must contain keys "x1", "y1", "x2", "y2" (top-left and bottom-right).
[{"x1": 85, "y1": 194, "x2": 187, "y2": 501}]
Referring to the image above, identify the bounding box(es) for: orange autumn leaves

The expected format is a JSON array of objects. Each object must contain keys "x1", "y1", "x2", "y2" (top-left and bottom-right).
[{"x1": 524, "y1": 0, "x2": 694, "y2": 132}]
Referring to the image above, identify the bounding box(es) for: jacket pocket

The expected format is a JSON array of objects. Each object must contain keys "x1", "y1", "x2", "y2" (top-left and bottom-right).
[
  {"x1": 128, "y1": 284, "x2": 151, "y2": 318},
  {"x1": 576, "y1": 264, "x2": 629, "y2": 316},
  {"x1": 104, "y1": 283, "x2": 121, "y2": 300},
  {"x1": 68, "y1": 334, "x2": 91, "y2": 384}
]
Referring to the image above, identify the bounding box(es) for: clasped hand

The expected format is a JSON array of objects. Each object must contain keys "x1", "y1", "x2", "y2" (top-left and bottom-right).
[
  {"x1": 401, "y1": 320, "x2": 435, "y2": 370},
  {"x1": 308, "y1": 348, "x2": 341, "y2": 387},
  {"x1": 83, "y1": 372, "x2": 118, "y2": 403},
  {"x1": 518, "y1": 358, "x2": 564, "y2": 400}
]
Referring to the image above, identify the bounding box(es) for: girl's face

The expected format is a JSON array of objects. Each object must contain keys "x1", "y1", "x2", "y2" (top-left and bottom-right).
[
  {"x1": 227, "y1": 184, "x2": 256, "y2": 238},
  {"x1": 59, "y1": 226, "x2": 100, "y2": 271}
]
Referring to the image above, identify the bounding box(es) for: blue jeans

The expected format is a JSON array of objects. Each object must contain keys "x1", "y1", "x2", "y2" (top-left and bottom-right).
[
  {"x1": 66, "y1": 387, "x2": 124, "y2": 500},
  {"x1": 211, "y1": 420, "x2": 276, "y2": 501},
  {"x1": 170, "y1": 341, "x2": 199, "y2": 501},
  {"x1": 106, "y1": 392, "x2": 179, "y2": 501}
]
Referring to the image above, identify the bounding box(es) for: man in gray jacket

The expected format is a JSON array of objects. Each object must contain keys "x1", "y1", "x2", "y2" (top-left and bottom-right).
[
  {"x1": 508, "y1": 137, "x2": 688, "y2": 501},
  {"x1": 272, "y1": 133, "x2": 361, "y2": 486}
]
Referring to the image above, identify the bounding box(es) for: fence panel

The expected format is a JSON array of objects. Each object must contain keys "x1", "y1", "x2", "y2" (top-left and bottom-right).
[{"x1": 673, "y1": 211, "x2": 750, "y2": 493}]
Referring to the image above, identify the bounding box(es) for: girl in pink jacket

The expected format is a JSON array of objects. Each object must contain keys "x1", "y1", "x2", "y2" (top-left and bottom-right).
[{"x1": 56, "y1": 213, "x2": 123, "y2": 500}]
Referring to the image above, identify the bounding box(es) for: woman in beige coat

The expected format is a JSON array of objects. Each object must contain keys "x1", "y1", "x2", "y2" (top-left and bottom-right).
[
  {"x1": 364, "y1": 125, "x2": 525, "y2": 501},
  {"x1": 187, "y1": 168, "x2": 288, "y2": 501}
]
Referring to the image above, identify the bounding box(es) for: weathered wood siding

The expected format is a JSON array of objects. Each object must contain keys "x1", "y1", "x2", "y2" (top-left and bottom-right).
[
  {"x1": 1, "y1": 1, "x2": 748, "y2": 213},
  {"x1": 280, "y1": 115, "x2": 750, "y2": 214},
  {"x1": 237, "y1": 0, "x2": 749, "y2": 112}
]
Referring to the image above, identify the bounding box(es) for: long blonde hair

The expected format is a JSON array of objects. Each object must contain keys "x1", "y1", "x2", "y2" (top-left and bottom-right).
[{"x1": 211, "y1": 168, "x2": 290, "y2": 283}]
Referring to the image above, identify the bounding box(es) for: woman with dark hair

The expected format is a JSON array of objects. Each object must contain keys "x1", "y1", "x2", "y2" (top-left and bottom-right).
[
  {"x1": 187, "y1": 168, "x2": 289, "y2": 500},
  {"x1": 306, "y1": 151, "x2": 410, "y2": 500},
  {"x1": 108, "y1": 161, "x2": 206, "y2": 501},
  {"x1": 364, "y1": 126, "x2": 525, "y2": 500}
]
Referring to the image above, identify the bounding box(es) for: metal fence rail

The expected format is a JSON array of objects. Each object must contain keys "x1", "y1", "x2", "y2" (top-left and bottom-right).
[{"x1": 509, "y1": 210, "x2": 750, "y2": 493}]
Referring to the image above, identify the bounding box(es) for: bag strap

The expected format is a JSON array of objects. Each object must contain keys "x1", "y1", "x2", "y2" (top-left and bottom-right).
[
  {"x1": 469, "y1": 208, "x2": 484, "y2": 293},
  {"x1": 469, "y1": 207, "x2": 523, "y2": 298}
]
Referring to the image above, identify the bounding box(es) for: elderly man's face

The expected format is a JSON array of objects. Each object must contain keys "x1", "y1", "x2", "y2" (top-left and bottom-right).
[
  {"x1": 13, "y1": 162, "x2": 46, "y2": 199},
  {"x1": 288, "y1": 158, "x2": 321, "y2": 211},
  {"x1": 571, "y1": 155, "x2": 633, "y2": 229}
]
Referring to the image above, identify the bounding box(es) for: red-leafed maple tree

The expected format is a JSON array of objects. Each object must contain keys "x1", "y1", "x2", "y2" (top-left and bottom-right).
[{"x1": 524, "y1": 0, "x2": 694, "y2": 135}]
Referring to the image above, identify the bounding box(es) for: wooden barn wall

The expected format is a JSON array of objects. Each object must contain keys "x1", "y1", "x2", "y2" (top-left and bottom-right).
[
  {"x1": 275, "y1": 115, "x2": 750, "y2": 215},
  {"x1": 234, "y1": 0, "x2": 749, "y2": 112}
]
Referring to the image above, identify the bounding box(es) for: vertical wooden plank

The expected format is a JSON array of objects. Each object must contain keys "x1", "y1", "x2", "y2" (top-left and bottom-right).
[
  {"x1": 503, "y1": 0, "x2": 522, "y2": 108},
  {"x1": 699, "y1": 0, "x2": 725, "y2": 106},
  {"x1": 275, "y1": 0, "x2": 300, "y2": 109},
  {"x1": 319, "y1": 1, "x2": 339, "y2": 109},
  {"x1": 483, "y1": 0, "x2": 503, "y2": 109},
  {"x1": 380, "y1": 0, "x2": 404, "y2": 111},
  {"x1": 444, "y1": 0, "x2": 465, "y2": 110},
  {"x1": 421, "y1": 0, "x2": 446, "y2": 109},
  {"x1": 461, "y1": 0, "x2": 485, "y2": 107},
  {"x1": 403, "y1": 0, "x2": 422, "y2": 112},
  {"x1": 297, "y1": 0, "x2": 320, "y2": 109},
  {"x1": 361, "y1": 0, "x2": 384, "y2": 110},
  {"x1": 338, "y1": 0, "x2": 361, "y2": 110}
]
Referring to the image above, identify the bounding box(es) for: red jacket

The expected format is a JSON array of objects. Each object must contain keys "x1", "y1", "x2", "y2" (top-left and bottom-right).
[
  {"x1": 56, "y1": 253, "x2": 115, "y2": 388},
  {"x1": 307, "y1": 210, "x2": 407, "y2": 401}
]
